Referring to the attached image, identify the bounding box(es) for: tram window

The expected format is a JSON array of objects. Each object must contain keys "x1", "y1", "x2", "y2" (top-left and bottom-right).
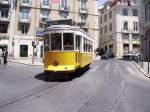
[
  {"x1": 63, "y1": 33, "x2": 74, "y2": 50},
  {"x1": 51, "y1": 33, "x2": 62, "y2": 51},
  {"x1": 76, "y1": 35, "x2": 81, "y2": 50},
  {"x1": 44, "y1": 34, "x2": 50, "y2": 51},
  {"x1": 83, "y1": 38, "x2": 86, "y2": 52}
]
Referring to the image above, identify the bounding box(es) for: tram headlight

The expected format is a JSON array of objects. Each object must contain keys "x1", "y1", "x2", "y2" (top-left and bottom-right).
[{"x1": 53, "y1": 60, "x2": 59, "y2": 66}]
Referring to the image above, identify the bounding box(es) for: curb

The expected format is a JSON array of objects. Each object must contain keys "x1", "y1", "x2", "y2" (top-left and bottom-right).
[
  {"x1": 132, "y1": 61, "x2": 150, "y2": 78},
  {"x1": 8, "y1": 60, "x2": 43, "y2": 66}
]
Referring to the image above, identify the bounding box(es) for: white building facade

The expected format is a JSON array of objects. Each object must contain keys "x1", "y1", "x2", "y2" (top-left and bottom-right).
[
  {"x1": 4, "y1": 0, "x2": 98, "y2": 60},
  {"x1": 0, "y1": 0, "x2": 15, "y2": 53},
  {"x1": 98, "y1": 0, "x2": 140, "y2": 58},
  {"x1": 140, "y1": 0, "x2": 150, "y2": 60}
]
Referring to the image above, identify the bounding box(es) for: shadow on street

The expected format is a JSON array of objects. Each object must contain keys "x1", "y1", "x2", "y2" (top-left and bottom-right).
[{"x1": 34, "y1": 67, "x2": 90, "y2": 82}]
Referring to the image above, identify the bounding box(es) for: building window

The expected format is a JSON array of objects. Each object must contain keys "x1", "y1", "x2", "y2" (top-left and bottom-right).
[
  {"x1": 20, "y1": 45, "x2": 28, "y2": 57},
  {"x1": 133, "y1": 9, "x2": 138, "y2": 16},
  {"x1": 60, "y1": 0, "x2": 67, "y2": 8},
  {"x1": 123, "y1": 8, "x2": 128, "y2": 16},
  {"x1": 122, "y1": 33, "x2": 129, "y2": 39},
  {"x1": 133, "y1": 22, "x2": 138, "y2": 31},
  {"x1": 123, "y1": 21, "x2": 128, "y2": 30},
  {"x1": 41, "y1": 10, "x2": 49, "y2": 21},
  {"x1": 1, "y1": 8, "x2": 9, "y2": 18},
  {"x1": 109, "y1": 11, "x2": 112, "y2": 19},
  {"x1": 132, "y1": 0, "x2": 137, "y2": 5},
  {"x1": 104, "y1": 14, "x2": 107, "y2": 22},
  {"x1": 60, "y1": 12, "x2": 68, "y2": 19},
  {"x1": 109, "y1": 23, "x2": 112, "y2": 31},
  {"x1": 22, "y1": 0, "x2": 30, "y2": 3},
  {"x1": 42, "y1": 0, "x2": 50, "y2": 6},
  {"x1": 0, "y1": 23, "x2": 8, "y2": 33},
  {"x1": 20, "y1": 8, "x2": 30, "y2": 20},
  {"x1": 132, "y1": 34, "x2": 139, "y2": 40},
  {"x1": 100, "y1": 17, "x2": 103, "y2": 24},
  {"x1": 81, "y1": 14, "x2": 87, "y2": 23},
  {"x1": 105, "y1": 25, "x2": 107, "y2": 33},
  {"x1": 20, "y1": 24, "x2": 29, "y2": 34},
  {"x1": 81, "y1": 0, "x2": 87, "y2": 9},
  {"x1": 100, "y1": 27, "x2": 103, "y2": 35}
]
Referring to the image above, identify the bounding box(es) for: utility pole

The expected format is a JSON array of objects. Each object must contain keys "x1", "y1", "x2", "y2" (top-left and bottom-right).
[
  {"x1": 32, "y1": 0, "x2": 37, "y2": 64},
  {"x1": 73, "y1": 0, "x2": 75, "y2": 22}
]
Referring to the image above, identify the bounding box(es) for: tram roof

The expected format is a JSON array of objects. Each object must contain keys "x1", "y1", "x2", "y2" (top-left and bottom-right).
[{"x1": 44, "y1": 25, "x2": 93, "y2": 41}]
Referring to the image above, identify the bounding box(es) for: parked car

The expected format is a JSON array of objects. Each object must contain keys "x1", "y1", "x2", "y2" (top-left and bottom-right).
[
  {"x1": 101, "y1": 53, "x2": 115, "y2": 60},
  {"x1": 101, "y1": 54, "x2": 109, "y2": 60},
  {"x1": 122, "y1": 53, "x2": 139, "y2": 61}
]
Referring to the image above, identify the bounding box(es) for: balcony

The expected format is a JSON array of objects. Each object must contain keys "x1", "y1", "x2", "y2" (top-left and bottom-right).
[
  {"x1": 59, "y1": 5, "x2": 70, "y2": 11},
  {"x1": 20, "y1": 0, "x2": 32, "y2": 7},
  {"x1": 40, "y1": 2, "x2": 51, "y2": 9},
  {"x1": 121, "y1": 28, "x2": 130, "y2": 33},
  {"x1": 0, "y1": 0, "x2": 11, "y2": 5},
  {"x1": 78, "y1": 22, "x2": 89, "y2": 29},
  {"x1": 0, "y1": 15, "x2": 10, "y2": 22},
  {"x1": 19, "y1": 15, "x2": 30, "y2": 23},
  {"x1": 0, "y1": 33, "x2": 9, "y2": 40},
  {"x1": 40, "y1": 17, "x2": 50, "y2": 24},
  {"x1": 79, "y1": 7, "x2": 88, "y2": 14}
]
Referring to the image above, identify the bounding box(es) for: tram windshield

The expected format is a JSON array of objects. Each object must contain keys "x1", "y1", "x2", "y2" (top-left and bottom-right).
[
  {"x1": 63, "y1": 33, "x2": 74, "y2": 50},
  {"x1": 51, "y1": 33, "x2": 62, "y2": 51}
]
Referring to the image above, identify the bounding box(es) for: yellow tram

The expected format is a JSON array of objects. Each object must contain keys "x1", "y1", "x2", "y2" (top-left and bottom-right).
[{"x1": 44, "y1": 25, "x2": 93, "y2": 73}]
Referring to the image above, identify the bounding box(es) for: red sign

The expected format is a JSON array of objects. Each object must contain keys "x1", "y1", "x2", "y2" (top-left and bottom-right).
[{"x1": 52, "y1": 0, "x2": 60, "y2": 3}]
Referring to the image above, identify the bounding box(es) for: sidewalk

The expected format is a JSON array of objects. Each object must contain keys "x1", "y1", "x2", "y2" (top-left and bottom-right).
[
  {"x1": 132, "y1": 61, "x2": 150, "y2": 78},
  {"x1": 9, "y1": 58, "x2": 44, "y2": 66}
]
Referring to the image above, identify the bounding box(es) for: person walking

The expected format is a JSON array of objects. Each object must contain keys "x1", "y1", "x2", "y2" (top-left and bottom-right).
[
  {"x1": 2, "y1": 48, "x2": 8, "y2": 65},
  {"x1": 0, "y1": 48, "x2": 2, "y2": 64}
]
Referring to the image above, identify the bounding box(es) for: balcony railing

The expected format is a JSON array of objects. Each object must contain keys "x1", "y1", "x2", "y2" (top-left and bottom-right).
[
  {"x1": 79, "y1": 7, "x2": 88, "y2": 14},
  {"x1": 0, "y1": 15, "x2": 10, "y2": 22},
  {"x1": 0, "y1": 33, "x2": 9, "y2": 40},
  {"x1": 19, "y1": 15, "x2": 30, "y2": 23},
  {"x1": 0, "y1": 0, "x2": 11, "y2": 5},
  {"x1": 20, "y1": 0, "x2": 32, "y2": 7},
  {"x1": 59, "y1": 5, "x2": 69, "y2": 11},
  {"x1": 40, "y1": 2, "x2": 51, "y2": 9},
  {"x1": 40, "y1": 17, "x2": 50, "y2": 24},
  {"x1": 78, "y1": 22, "x2": 89, "y2": 28}
]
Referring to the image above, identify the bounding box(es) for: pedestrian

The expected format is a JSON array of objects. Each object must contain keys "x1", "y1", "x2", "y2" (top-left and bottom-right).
[
  {"x1": 0, "y1": 48, "x2": 2, "y2": 64},
  {"x1": 2, "y1": 48, "x2": 8, "y2": 65}
]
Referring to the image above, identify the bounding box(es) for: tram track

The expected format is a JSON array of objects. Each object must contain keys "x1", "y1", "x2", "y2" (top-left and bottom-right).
[
  {"x1": 74, "y1": 60, "x2": 125, "y2": 112},
  {"x1": 0, "y1": 60, "x2": 107, "y2": 111},
  {"x1": 107, "y1": 61, "x2": 125, "y2": 112},
  {"x1": 73, "y1": 62, "x2": 111, "y2": 112},
  {"x1": 0, "y1": 82, "x2": 62, "y2": 110}
]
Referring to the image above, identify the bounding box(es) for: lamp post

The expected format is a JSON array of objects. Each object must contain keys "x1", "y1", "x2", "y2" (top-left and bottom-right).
[{"x1": 32, "y1": 0, "x2": 37, "y2": 64}]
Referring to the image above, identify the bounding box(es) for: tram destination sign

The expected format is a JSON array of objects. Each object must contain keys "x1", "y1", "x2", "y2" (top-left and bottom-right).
[{"x1": 47, "y1": 19, "x2": 75, "y2": 26}]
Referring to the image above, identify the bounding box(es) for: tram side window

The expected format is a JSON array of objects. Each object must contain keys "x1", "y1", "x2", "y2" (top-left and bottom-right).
[
  {"x1": 44, "y1": 34, "x2": 50, "y2": 51},
  {"x1": 83, "y1": 38, "x2": 93, "y2": 52},
  {"x1": 83, "y1": 38, "x2": 86, "y2": 52},
  {"x1": 63, "y1": 33, "x2": 74, "y2": 50},
  {"x1": 76, "y1": 35, "x2": 81, "y2": 50},
  {"x1": 51, "y1": 33, "x2": 62, "y2": 51}
]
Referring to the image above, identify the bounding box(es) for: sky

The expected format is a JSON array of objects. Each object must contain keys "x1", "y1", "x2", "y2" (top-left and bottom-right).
[{"x1": 98, "y1": 0, "x2": 107, "y2": 6}]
